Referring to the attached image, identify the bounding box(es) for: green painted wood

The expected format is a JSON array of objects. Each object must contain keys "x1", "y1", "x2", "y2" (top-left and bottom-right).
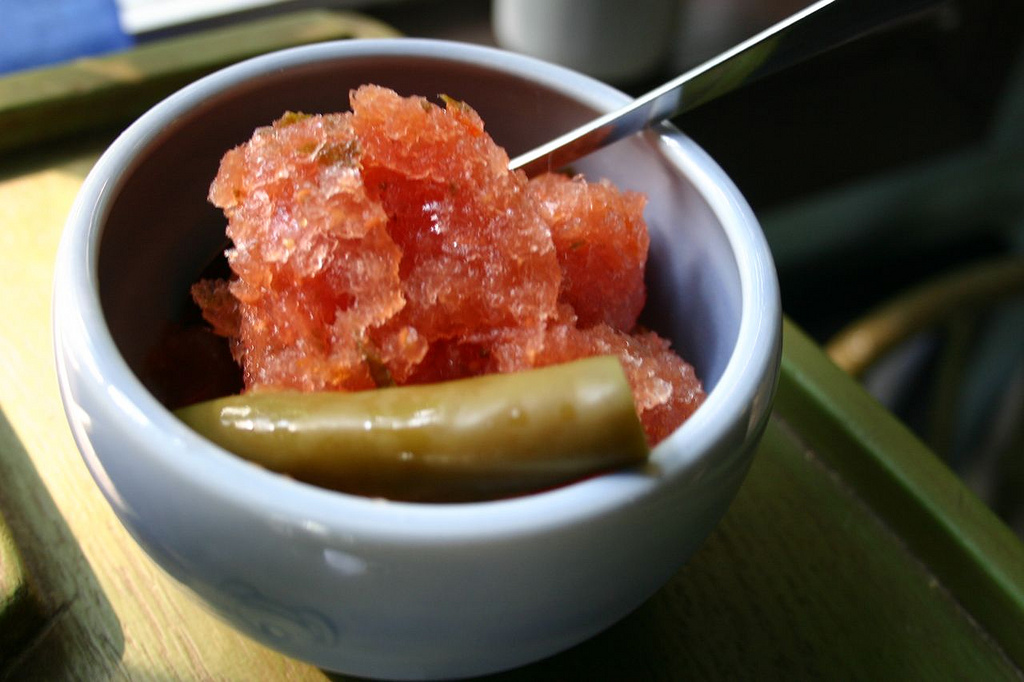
[
  {"x1": 0, "y1": 10, "x2": 399, "y2": 155},
  {"x1": 774, "y1": 317, "x2": 1024, "y2": 670},
  {"x1": 0, "y1": 503, "x2": 46, "y2": 664}
]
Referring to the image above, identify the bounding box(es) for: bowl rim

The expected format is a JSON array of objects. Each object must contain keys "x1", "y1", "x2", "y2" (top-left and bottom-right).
[{"x1": 54, "y1": 37, "x2": 780, "y2": 541}]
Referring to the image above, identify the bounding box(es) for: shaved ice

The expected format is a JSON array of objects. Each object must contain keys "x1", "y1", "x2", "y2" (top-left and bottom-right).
[{"x1": 194, "y1": 85, "x2": 704, "y2": 444}]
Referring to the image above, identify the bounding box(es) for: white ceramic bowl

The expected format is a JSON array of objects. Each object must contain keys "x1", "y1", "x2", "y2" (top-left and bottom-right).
[{"x1": 53, "y1": 39, "x2": 781, "y2": 680}]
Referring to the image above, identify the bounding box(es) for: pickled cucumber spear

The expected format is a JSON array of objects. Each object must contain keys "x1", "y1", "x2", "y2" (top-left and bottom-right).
[{"x1": 176, "y1": 355, "x2": 649, "y2": 502}]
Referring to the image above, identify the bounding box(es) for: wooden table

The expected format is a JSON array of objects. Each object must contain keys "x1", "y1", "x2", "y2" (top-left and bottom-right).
[{"x1": 2, "y1": 12, "x2": 1023, "y2": 680}]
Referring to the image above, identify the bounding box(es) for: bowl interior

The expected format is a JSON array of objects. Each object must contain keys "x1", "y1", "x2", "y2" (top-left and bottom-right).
[{"x1": 96, "y1": 44, "x2": 742, "y2": 416}]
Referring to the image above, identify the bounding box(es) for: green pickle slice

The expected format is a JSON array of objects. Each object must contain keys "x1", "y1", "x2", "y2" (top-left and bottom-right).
[{"x1": 176, "y1": 355, "x2": 650, "y2": 502}]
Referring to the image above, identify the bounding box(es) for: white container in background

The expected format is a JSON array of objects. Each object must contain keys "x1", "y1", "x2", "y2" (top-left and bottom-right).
[{"x1": 493, "y1": 0, "x2": 679, "y2": 84}]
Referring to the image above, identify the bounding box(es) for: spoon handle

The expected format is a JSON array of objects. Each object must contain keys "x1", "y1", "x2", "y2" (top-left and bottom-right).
[{"x1": 509, "y1": 0, "x2": 940, "y2": 176}]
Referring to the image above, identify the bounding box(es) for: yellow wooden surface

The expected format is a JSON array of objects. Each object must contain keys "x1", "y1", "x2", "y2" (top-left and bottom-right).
[{"x1": 0, "y1": 141, "x2": 332, "y2": 679}]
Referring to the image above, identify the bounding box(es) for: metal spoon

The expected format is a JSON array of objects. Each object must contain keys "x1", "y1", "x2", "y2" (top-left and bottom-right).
[{"x1": 509, "y1": 0, "x2": 941, "y2": 176}]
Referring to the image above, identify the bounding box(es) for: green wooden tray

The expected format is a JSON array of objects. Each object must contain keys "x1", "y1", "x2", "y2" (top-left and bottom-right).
[{"x1": 0, "y1": 498, "x2": 44, "y2": 662}]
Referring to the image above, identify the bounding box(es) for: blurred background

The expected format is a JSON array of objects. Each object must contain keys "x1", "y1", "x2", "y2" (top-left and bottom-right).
[{"x1": 2, "y1": 0, "x2": 1022, "y2": 534}]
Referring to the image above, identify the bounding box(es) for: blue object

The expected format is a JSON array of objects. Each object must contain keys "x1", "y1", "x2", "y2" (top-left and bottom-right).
[{"x1": 0, "y1": 0, "x2": 134, "y2": 74}]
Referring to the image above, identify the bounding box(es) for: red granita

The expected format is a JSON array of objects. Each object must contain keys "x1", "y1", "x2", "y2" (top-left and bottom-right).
[
  {"x1": 195, "y1": 85, "x2": 705, "y2": 444},
  {"x1": 527, "y1": 172, "x2": 649, "y2": 330}
]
